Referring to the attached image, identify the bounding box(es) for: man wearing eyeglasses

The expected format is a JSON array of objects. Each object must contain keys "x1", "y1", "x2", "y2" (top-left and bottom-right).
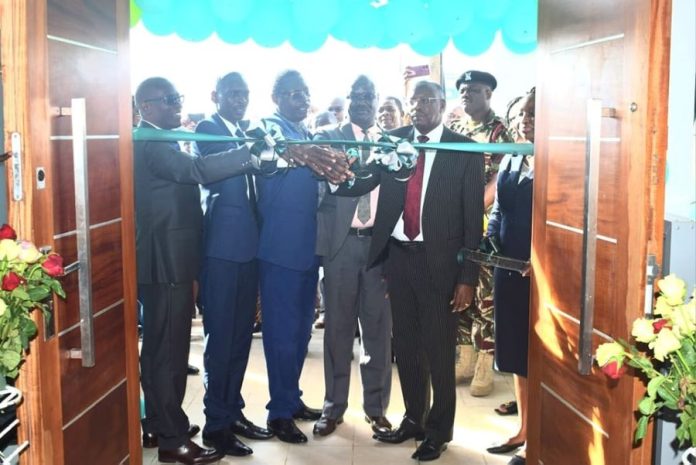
[
  {"x1": 312, "y1": 75, "x2": 393, "y2": 438},
  {"x1": 254, "y1": 69, "x2": 324, "y2": 444},
  {"x1": 192, "y1": 72, "x2": 275, "y2": 457},
  {"x1": 449, "y1": 70, "x2": 513, "y2": 398},
  {"x1": 134, "y1": 76, "x2": 261, "y2": 464},
  {"x1": 333, "y1": 81, "x2": 484, "y2": 461}
]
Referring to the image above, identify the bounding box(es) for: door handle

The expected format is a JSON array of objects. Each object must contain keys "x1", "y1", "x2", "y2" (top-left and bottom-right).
[
  {"x1": 578, "y1": 99, "x2": 603, "y2": 375},
  {"x1": 68, "y1": 98, "x2": 95, "y2": 367}
]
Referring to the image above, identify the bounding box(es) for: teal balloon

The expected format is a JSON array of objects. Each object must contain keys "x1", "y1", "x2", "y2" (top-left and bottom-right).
[
  {"x1": 452, "y1": 19, "x2": 498, "y2": 56},
  {"x1": 215, "y1": 17, "x2": 251, "y2": 44},
  {"x1": 292, "y1": 0, "x2": 339, "y2": 35},
  {"x1": 135, "y1": 0, "x2": 172, "y2": 13},
  {"x1": 248, "y1": 0, "x2": 292, "y2": 48},
  {"x1": 409, "y1": 34, "x2": 450, "y2": 57},
  {"x1": 289, "y1": 28, "x2": 328, "y2": 53},
  {"x1": 376, "y1": 33, "x2": 400, "y2": 50},
  {"x1": 172, "y1": 0, "x2": 215, "y2": 42},
  {"x1": 211, "y1": 0, "x2": 254, "y2": 23},
  {"x1": 478, "y1": 0, "x2": 511, "y2": 21},
  {"x1": 427, "y1": 0, "x2": 473, "y2": 36},
  {"x1": 342, "y1": 3, "x2": 384, "y2": 49},
  {"x1": 140, "y1": 6, "x2": 176, "y2": 35},
  {"x1": 383, "y1": 0, "x2": 429, "y2": 44},
  {"x1": 500, "y1": 0, "x2": 537, "y2": 53}
]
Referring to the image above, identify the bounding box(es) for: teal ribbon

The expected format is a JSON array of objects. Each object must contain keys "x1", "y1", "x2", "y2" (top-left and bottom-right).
[{"x1": 132, "y1": 127, "x2": 534, "y2": 155}]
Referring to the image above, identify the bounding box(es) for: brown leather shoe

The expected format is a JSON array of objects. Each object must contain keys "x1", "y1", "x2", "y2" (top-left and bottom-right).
[
  {"x1": 158, "y1": 439, "x2": 223, "y2": 464},
  {"x1": 143, "y1": 424, "x2": 201, "y2": 448},
  {"x1": 364, "y1": 415, "x2": 392, "y2": 434},
  {"x1": 312, "y1": 415, "x2": 343, "y2": 436}
]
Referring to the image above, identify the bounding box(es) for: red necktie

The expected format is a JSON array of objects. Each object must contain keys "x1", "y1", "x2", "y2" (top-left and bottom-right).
[{"x1": 403, "y1": 135, "x2": 428, "y2": 240}]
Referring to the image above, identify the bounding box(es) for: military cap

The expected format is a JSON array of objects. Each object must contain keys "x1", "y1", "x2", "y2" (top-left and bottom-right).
[{"x1": 455, "y1": 70, "x2": 497, "y2": 91}]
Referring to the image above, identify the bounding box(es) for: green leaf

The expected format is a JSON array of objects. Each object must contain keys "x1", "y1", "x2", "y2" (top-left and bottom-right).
[
  {"x1": 647, "y1": 376, "x2": 666, "y2": 398},
  {"x1": 638, "y1": 396, "x2": 657, "y2": 415},
  {"x1": 635, "y1": 415, "x2": 649, "y2": 442},
  {"x1": 0, "y1": 350, "x2": 21, "y2": 370},
  {"x1": 11, "y1": 288, "x2": 30, "y2": 300},
  {"x1": 26, "y1": 285, "x2": 50, "y2": 302}
]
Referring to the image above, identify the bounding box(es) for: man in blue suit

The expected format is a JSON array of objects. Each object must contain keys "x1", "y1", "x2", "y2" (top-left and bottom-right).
[
  {"x1": 256, "y1": 70, "x2": 323, "y2": 443},
  {"x1": 194, "y1": 72, "x2": 273, "y2": 457}
]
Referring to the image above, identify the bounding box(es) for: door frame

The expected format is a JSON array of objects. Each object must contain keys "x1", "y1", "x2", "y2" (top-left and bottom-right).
[{"x1": 0, "y1": 0, "x2": 141, "y2": 463}]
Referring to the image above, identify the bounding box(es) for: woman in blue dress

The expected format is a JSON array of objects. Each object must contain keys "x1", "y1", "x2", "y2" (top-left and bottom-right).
[{"x1": 485, "y1": 88, "x2": 535, "y2": 465}]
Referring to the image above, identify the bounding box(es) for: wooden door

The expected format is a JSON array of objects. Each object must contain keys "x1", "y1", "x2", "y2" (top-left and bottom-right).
[
  {"x1": 527, "y1": 1, "x2": 671, "y2": 464},
  {"x1": 0, "y1": 0, "x2": 141, "y2": 464}
]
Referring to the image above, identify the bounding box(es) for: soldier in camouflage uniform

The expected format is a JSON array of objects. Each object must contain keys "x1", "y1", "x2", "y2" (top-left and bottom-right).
[{"x1": 449, "y1": 70, "x2": 512, "y2": 397}]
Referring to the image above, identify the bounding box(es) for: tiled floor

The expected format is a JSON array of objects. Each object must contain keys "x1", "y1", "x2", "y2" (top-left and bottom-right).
[{"x1": 143, "y1": 319, "x2": 521, "y2": 464}]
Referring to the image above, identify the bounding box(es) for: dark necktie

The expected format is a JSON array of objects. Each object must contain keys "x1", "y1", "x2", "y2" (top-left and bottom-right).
[
  {"x1": 236, "y1": 127, "x2": 258, "y2": 212},
  {"x1": 403, "y1": 135, "x2": 428, "y2": 240},
  {"x1": 356, "y1": 130, "x2": 371, "y2": 224}
]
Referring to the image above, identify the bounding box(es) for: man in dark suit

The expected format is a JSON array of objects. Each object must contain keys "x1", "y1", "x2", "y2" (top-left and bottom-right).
[
  {"x1": 134, "y1": 76, "x2": 257, "y2": 465},
  {"x1": 255, "y1": 70, "x2": 323, "y2": 444},
  {"x1": 335, "y1": 81, "x2": 484, "y2": 461},
  {"x1": 313, "y1": 75, "x2": 393, "y2": 437},
  {"x1": 193, "y1": 72, "x2": 273, "y2": 457}
]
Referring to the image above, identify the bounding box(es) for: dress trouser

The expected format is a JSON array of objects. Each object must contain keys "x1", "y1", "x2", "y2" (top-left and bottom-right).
[
  {"x1": 321, "y1": 234, "x2": 392, "y2": 419},
  {"x1": 384, "y1": 242, "x2": 458, "y2": 443},
  {"x1": 201, "y1": 257, "x2": 258, "y2": 432},
  {"x1": 139, "y1": 282, "x2": 194, "y2": 450},
  {"x1": 258, "y1": 259, "x2": 318, "y2": 420}
]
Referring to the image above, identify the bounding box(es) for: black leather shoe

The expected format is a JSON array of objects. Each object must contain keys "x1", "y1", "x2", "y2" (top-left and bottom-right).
[
  {"x1": 158, "y1": 439, "x2": 224, "y2": 464},
  {"x1": 508, "y1": 455, "x2": 526, "y2": 465},
  {"x1": 486, "y1": 441, "x2": 524, "y2": 454},
  {"x1": 312, "y1": 415, "x2": 343, "y2": 436},
  {"x1": 231, "y1": 414, "x2": 274, "y2": 440},
  {"x1": 202, "y1": 428, "x2": 253, "y2": 457},
  {"x1": 143, "y1": 424, "x2": 201, "y2": 448},
  {"x1": 187, "y1": 364, "x2": 200, "y2": 375},
  {"x1": 373, "y1": 417, "x2": 424, "y2": 444},
  {"x1": 411, "y1": 437, "x2": 447, "y2": 461},
  {"x1": 292, "y1": 404, "x2": 322, "y2": 421},
  {"x1": 267, "y1": 418, "x2": 308, "y2": 443},
  {"x1": 365, "y1": 415, "x2": 392, "y2": 434}
]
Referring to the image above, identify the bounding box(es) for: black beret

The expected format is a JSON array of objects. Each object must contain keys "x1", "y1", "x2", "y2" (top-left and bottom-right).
[{"x1": 455, "y1": 70, "x2": 497, "y2": 91}]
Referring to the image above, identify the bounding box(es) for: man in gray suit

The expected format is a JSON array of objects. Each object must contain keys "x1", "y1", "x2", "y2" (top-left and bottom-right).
[
  {"x1": 134, "y1": 76, "x2": 257, "y2": 465},
  {"x1": 334, "y1": 81, "x2": 484, "y2": 461},
  {"x1": 313, "y1": 75, "x2": 393, "y2": 437}
]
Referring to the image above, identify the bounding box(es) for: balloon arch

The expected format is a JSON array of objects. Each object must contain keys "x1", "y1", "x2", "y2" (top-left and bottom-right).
[{"x1": 131, "y1": 0, "x2": 537, "y2": 56}]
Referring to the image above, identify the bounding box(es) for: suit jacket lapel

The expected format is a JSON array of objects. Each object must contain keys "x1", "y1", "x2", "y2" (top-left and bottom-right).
[
  {"x1": 212, "y1": 113, "x2": 234, "y2": 136},
  {"x1": 423, "y1": 127, "x2": 451, "y2": 212}
]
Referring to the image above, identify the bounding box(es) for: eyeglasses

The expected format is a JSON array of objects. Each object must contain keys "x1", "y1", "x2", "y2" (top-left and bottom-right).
[
  {"x1": 280, "y1": 89, "x2": 310, "y2": 101},
  {"x1": 328, "y1": 106, "x2": 344, "y2": 112},
  {"x1": 348, "y1": 92, "x2": 376, "y2": 102},
  {"x1": 408, "y1": 97, "x2": 442, "y2": 107},
  {"x1": 144, "y1": 93, "x2": 184, "y2": 106}
]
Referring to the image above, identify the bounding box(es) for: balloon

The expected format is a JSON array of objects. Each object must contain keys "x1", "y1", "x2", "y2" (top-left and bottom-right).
[
  {"x1": 172, "y1": 0, "x2": 215, "y2": 42},
  {"x1": 134, "y1": 0, "x2": 172, "y2": 13},
  {"x1": 215, "y1": 18, "x2": 251, "y2": 45},
  {"x1": 427, "y1": 0, "x2": 473, "y2": 36},
  {"x1": 409, "y1": 35, "x2": 450, "y2": 57},
  {"x1": 342, "y1": 3, "x2": 384, "y2": 49},
  {"x1": 211, "y1": 0, "x2": 254, "y2": 24},
  {"x1": 248, "y1": 0, "x2": 292, "y2": 48},
  {"x1": 140, "y1": 7, "x2": 176, "y2": 36},
  {"x1": 130, "y1": 0, "x2": 142, "y2": 27},
  {"x1": 500, "y1": 0, "x2": 537, "y2": 53},
  {"x1": 289, "y1": 28, "x2": 328, "y2": 53},
  {"x1": 291, "y1": 0, "x2": 339, "y2": 35},
  {"x1": 477, "y1": 0, "x2": 511, "y2": 21},
  {"x1": 383, "y1": 0, "x2": 429, "y2": 44},
  {"x1": 452, "y1": 19, "x2": 498, "y2": 56},
  {"x1": 376, "y1": 33, "x2": 400, "y2": 50}
]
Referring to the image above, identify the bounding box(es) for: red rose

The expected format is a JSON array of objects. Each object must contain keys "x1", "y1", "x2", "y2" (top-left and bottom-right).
[
  {"x1": 0, "y1": 224, "x2": 17, "y2": 240},
  {"x1": 42, "y1": 254, "x2": 64, "y2": 277},
  {"x1": 601, "y1": 360, "x2": 627, "y2": 380},
  {"x1": 653, "y1": 319, "x2": 670, "y2": 333},
  {"x1": 1, "y1": 272, "x2": 23, "y2": 291}
]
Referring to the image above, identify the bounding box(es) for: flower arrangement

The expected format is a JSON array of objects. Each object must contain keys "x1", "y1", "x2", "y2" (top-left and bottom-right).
[
  {"x1": 595, "y1": 274, "x2": 695, "y2": 446},
  {"x1": 0, "y1": 224, "x2": 65, "y2": 388}
]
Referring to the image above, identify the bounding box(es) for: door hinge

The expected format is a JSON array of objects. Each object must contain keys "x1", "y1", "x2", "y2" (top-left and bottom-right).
[{"x1": 644, "y1": 254, "x2": 660, "y2": 316}]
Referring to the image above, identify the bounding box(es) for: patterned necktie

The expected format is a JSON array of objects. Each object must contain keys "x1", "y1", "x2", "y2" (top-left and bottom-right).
[
  {"x1": 403, "y1": 135, "x2": 428, "y2": 240},
  {"x1": 356, "y1": 130, "x2": 371, "y2": 224}
]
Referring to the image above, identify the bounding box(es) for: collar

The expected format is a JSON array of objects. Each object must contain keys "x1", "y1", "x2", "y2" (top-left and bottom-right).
[
  {"x1": 217, "y1": 113, "x2": 242, "y2": 135},
  {"x1": 350, "y1": 122, "x2": 379, "y2": 140},
  {"x1": 414, "y1": 123, "x2": 444, "y2": 144},
  {"x1": 140, "y1": 119, "x2": 162, "y2": 130}
]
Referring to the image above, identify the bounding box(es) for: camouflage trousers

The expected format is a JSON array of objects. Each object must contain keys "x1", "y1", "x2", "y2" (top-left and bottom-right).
[{"x1": 457, "y1": 266, "x2": 495, "y2": 353}]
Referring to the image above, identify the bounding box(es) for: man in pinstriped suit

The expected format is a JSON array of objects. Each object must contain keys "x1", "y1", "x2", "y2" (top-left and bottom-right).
[{"x1": 334, "y1": 81, "x2": 484, "y2": 461}]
